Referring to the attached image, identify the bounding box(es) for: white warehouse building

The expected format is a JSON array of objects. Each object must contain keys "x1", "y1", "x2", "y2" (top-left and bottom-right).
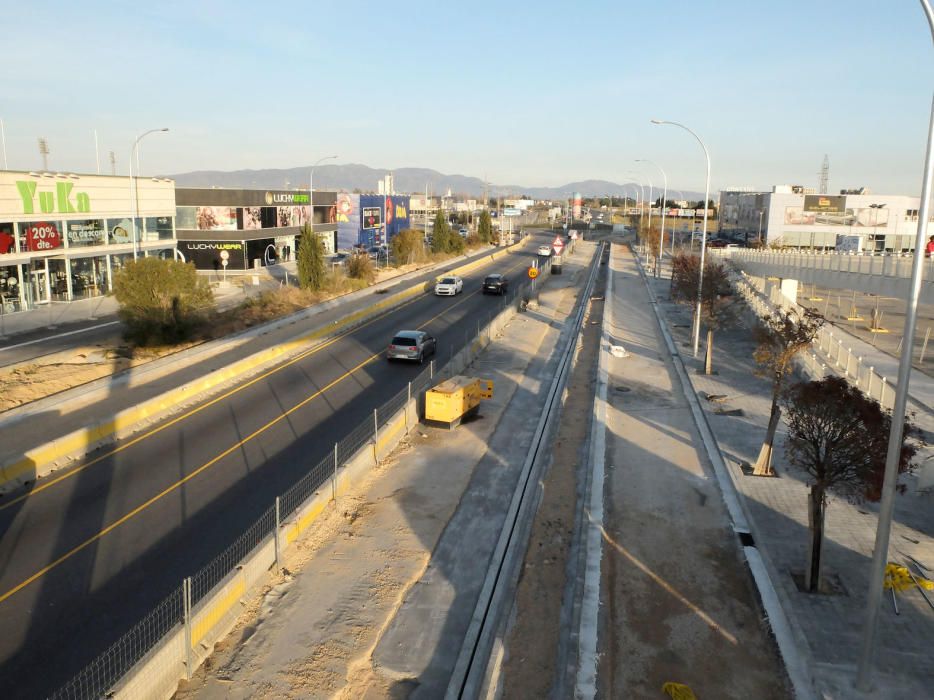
[{"x1": 719, "y1": 185, "x2": 926, "y2": 252}]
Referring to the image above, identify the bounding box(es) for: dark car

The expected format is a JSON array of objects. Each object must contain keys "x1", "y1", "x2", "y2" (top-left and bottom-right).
[
  {"x1": 482, "y1": 274, "x2": 509, "y2": 295},
  {"x1": 387, "y1": 330, "x2": 437, "y2": 363}
]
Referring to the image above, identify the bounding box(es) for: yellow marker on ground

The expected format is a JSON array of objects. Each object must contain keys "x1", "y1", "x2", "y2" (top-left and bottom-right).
[{"x1": 662, "y1": 681, "x2": 697, "y2": 700}]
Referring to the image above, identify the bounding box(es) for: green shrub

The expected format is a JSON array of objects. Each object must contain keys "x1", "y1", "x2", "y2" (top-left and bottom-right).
[
  {"x1": 390, "y1": 229, "x2": 428, "y2": 265},
  {"x1": 297, "y1": 224, "x2": 327, "y2": 290},
  {"x1": 112, "y1": 257, "x2": 213, "y2": 345},
  {"x1": 347, "y1": 252, "x2": 376, "y2": 282}
]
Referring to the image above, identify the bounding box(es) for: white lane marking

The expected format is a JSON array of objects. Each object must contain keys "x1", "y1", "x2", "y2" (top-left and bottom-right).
[{"x1": 0, "y1": 321, "x2": 120, "y2": 352}]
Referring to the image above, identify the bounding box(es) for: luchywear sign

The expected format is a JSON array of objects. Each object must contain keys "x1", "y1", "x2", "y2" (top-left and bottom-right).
[{"x1": 17, "y1": 180, "x2": 91, "y2": 214}]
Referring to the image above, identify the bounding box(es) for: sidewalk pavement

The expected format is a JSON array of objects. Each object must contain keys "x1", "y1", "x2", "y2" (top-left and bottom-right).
[
  {"x1": 638, "y1": 247, "x2": 934, "y2": 698},
  {"x1": 0, "y1": 269, "x2": 284, "y2": 341}
]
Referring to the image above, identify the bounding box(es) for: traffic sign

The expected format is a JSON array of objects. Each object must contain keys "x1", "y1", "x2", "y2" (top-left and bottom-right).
[
  {"x1": 527, "y1": 266, "x2": 539, "y2": 279},
  {"x1": 552, "y1": 236, "x2": 565, "y2": 254},
  {"x1": 503, "y1": 208, "x2": 521, "y2": 216},
  {"x1": 220, "y1": 250, "x2": 230, "y2": 261}
]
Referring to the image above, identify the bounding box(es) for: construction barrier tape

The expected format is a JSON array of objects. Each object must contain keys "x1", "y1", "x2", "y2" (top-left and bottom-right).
[
  {"x1": 662, "y1": 681, "x2": 697, "y2": 700},
  {"x1": 884, "y1": 562, "x2": 934, "y2": 592}
]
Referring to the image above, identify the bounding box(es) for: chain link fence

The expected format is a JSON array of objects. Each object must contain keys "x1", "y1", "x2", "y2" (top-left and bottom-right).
[{"x1": 49, "y1": 255, "x2": 552, "y2": 700}]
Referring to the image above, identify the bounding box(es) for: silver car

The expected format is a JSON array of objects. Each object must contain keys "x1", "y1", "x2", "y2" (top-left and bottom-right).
[
  {"x1": 434, "y1": 275, "x2": 463, "y2": 296},
  {"x1": 387, "y1": 330, "x2": 437, "y2": 363}
]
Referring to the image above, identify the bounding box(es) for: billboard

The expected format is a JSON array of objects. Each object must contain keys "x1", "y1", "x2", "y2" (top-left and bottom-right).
[
  {"x1": 177, "y1": 240, "x2": 246, "y2": 270},
  {"x1": 335, "y1": 193, "x2": 360, "y2": 250},
  {"x1": 362, "y1": 207, "x2": 382, "y2": 229},
  {"x1": 804, "y1": 195, "x2": 846, "y2": 214}
]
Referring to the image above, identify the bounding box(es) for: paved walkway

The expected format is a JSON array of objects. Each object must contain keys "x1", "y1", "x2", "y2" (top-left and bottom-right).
[
  {"x1": 635, "y1": 246, "x2": 934, "y2": 698},
  {"x1": 593, "y1": 245, "x2": 790, "y2": 698}
]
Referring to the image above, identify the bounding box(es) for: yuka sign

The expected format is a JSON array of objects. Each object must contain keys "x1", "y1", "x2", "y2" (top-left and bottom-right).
[{"x1": 16, "y1": 180, "x2": 91, "y2": 215}]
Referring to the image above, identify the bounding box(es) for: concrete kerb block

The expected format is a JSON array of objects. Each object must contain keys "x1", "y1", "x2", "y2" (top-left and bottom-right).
[{"x1": 112, "y1": 624, "x2": 187, "y2": 700}]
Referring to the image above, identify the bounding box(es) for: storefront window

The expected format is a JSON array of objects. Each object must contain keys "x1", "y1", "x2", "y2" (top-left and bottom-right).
[
  {"x1": 0, "y1": 264, "x2": 22, "y2": 312},
  {"x1": 144, "y1": 216, "x2": 175, "y2": 241},
  {"x1": 176, "y1": 207, "x2": 198, "y2": 230},
  {"x1": 110, "y1": 253, "x2": 134, "y2": 279},
  {"x1": 107, "y1": 218, "x2": 140, "y2": 245},
  {"x1": 19, "y1": 221, "x2": 64, "y2": 252},
  {"x1": 65, "y1": 219, "x2": 106, "y2": 247},
  {"x1": 70, "y1": 256, "x2": 109, "y2": 297},
  {"x1": 0, "y1": 223, "x2": 15, "y2": 255}
]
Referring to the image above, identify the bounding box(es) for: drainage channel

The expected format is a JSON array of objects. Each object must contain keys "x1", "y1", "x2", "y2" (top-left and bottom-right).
[{"x1": 445, "y1": 241, "x2": 607, "y2": 700}]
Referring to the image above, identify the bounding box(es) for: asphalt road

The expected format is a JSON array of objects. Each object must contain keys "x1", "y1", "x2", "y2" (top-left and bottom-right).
[{"x1": 0, "y1": 240, "x2": 544, "y2": 699}]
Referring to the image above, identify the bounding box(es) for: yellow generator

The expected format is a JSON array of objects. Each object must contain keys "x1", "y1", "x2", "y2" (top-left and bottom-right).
[{"x1": 425, "y1": 375, "x2": 494, "y2": 429}]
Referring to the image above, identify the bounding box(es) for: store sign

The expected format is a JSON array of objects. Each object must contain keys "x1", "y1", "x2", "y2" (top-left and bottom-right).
[
  {"x1": 26, "y1": 221, "x2": 62, "y2": 251},
  {"x1": 265, "y1": 191, "x2": 310, "y2": 205},
  {"x1": 17, "y1": 180, "x2": 91, "y2": 214},
  {"x1": 804, "y1": 195, "x2": 845, "y2": 214},
  {"x1": 362, "y1": 207, "x2": 382, "y2": 229}
]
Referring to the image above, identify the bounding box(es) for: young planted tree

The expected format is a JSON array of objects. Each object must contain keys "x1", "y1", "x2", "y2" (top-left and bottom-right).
[
  {"x1": 112, "y1": 257, "x2": 213, "y2": 345},
  {"x1": 431, "y1": 210, "x2": 452, "y2": 254},
  {"x1": 752, "y1": 308, "x2": 825, "y2": 476},
  {"x1": 478, "y1": 210, "x2": 493, "y2": 244},
  {"x1": 297, "y1": 224, "x2": 326, "y2": 290},
  {"x1": 670, "y1": 252, "x2": 735, "y2": 374},
  {"x1": 783, "y1": 376, "x2": 916, "y2": 592}
]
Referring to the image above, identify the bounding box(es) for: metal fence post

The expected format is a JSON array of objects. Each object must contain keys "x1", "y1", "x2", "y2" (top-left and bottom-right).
[
  {"x1": 274, "y1": 497, "x2": 281, "y2": 574},
  {"x1": 430, "y1": 359, "x2": 434, "y2": 379},
  {"x1": 183, "y1": 577, "x2": 193, "y2": 680},
  {"x1": 332, "y1": 442, "x2": 338, "y2": 501},
  {"x1": 373, "y1": 408, "x2": 379, "y2": 460}
]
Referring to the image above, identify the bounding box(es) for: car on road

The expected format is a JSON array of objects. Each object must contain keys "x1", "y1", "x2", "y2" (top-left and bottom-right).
[
  {"x1": 537, "y1": 244, "x2": 552, "y2": 256},
  {"x1": 482, "y1": 273, "x2": 509, "y2": 295},
  {"x1": 434, "y1": 275, "x2": 464, "y2": 296},
  {"x1": 387, "y1": 330, "x2": 437, "y2": 363}
]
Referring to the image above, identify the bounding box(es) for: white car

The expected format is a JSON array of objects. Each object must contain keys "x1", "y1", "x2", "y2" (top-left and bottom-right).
[
  {"x1": 434, "y1": 275, "x2": 463, "y2": 296},
  {"x1": 537, "y1": 244, "x2": 552, "y2": 256}
]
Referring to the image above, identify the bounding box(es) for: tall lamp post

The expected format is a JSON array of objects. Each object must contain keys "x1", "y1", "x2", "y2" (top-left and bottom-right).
[
  {"x1": 651, "y1": 119, "x2": 711, "y2": 358},
  {"x1": 857, "y1": 0, "x2": 934, "y2": 690},
  {"x1": 637, "y1": 158, "x2": 668, "y2": 277},
  {"x1": 130, "y1": 128, "x2": 169, "y2": 260},
  {"x1": 309, "y1": 154, "x2": 337, "y2": 247}
]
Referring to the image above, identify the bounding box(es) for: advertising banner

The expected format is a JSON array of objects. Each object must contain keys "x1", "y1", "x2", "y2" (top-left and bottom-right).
[
  {"x1": 362, "y1": 207, "x2": 382, "y2": 229},
  {"x1": 196, "y1": 206, "x2": 237, "y2": 231},
  {"x1": 66, "y1": 219, "x2": 106, "y2": 247},
  {"x1": 335, "y1": 193, "x2": 360, "y2": 250},
  {"x1": 804, "y1": 195, "x2": 846, "y2": 214},
  {"x1": 25, "y1": 221, "x2": 62, "y2": 251}
]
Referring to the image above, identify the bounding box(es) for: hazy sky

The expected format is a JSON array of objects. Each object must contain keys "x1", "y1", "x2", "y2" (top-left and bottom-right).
[{"x1": 2, "y1": 0, "x2": 932, "y2": 196}]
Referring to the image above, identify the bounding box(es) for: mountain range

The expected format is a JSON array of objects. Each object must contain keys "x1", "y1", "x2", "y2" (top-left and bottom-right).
[{"x1": 169, "y1": 163, "x2": 704, "y2": 202}]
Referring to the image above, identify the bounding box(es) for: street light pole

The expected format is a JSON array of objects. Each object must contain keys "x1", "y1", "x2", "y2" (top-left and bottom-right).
[
  {"x1": 651, "y1": 119, "x2": 711, "y2": 358},
  {"x1": 637, "y1": 159, "x2": 668, "y2": 278},
  {"x1": 130, "y1": 128, "x2": 169, "y2": 260},
  {"x1": 309, "y1": 154, "x2": 337, "y2": 248},
  {"x1": 856, "y1": 0, "x2": 934, "y2": 690}
]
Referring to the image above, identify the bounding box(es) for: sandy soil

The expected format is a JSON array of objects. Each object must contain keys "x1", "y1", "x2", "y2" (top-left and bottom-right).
[{"x1": 500, "y1": 284, "x2": 604, "y2": 696}]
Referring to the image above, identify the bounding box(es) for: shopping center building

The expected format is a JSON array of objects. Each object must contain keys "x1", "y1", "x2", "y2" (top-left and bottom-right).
[
  {"x1": 719, "y1": 185, "x2": 925, "y2": 251},
  {"x1": 174, "y1": 188, "x2": 338, "y2": 270},
  {"x1": 0, "y1": 170, "x2": 176, "y2": 312}
]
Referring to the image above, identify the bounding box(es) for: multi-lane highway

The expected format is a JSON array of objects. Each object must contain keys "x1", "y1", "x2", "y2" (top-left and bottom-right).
[{"x1": 0, "y1": 240, "x2": 542, "y2": 699}]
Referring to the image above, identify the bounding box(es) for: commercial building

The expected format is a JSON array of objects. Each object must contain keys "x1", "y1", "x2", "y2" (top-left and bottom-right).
[
  {"x1": 175, "y1": 188, "x2": 339, "y2": 271},
  {"x1": 0, "y1": 170, "x2": 176, "y2": 311},
  {"x1": 719, "y1": 185, "x2": 925, "y2": 251}
]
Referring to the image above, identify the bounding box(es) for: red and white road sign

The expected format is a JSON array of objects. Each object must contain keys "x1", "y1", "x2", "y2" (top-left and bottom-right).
[{"x1": 552, "y1": 235, "x2": 565, "y2": 254}]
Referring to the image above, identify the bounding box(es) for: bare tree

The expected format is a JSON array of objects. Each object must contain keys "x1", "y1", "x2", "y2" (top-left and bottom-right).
[
  {"x1": 752, "y1": 308, "x2": 825, "y2": 476},
  {"x1": 670, "y1": 253, "x2": 735, "y2": 374},
  {"x1": 782, "y1": 376, "x2": 917, "y2": 592}
]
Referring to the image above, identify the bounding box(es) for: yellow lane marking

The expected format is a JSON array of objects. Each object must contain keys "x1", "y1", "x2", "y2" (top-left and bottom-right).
[
  {"x1": 0, "y1": 250, "x2": 534, "y2": 602},
  {"x1": 0, "y1": 351, "x2": 381, "y2": 605},
  {"x1": 0, "y1": 292, "x2": 425, "y2": 512}
]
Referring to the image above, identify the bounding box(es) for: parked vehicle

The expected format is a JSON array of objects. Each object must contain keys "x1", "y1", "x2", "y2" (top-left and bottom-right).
[
  {"x1": 482, "y1": 274, "x2": 509, "y2": 295},
  {"x1": 434, "y1": 275, "x2": 464, "y2": 296},
  {"x1": 458, "y1": 227, "x2": 469, "y2": 238},
  {"x1": 387, "y1": 330, "x2": 437, "y2": 363}
]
